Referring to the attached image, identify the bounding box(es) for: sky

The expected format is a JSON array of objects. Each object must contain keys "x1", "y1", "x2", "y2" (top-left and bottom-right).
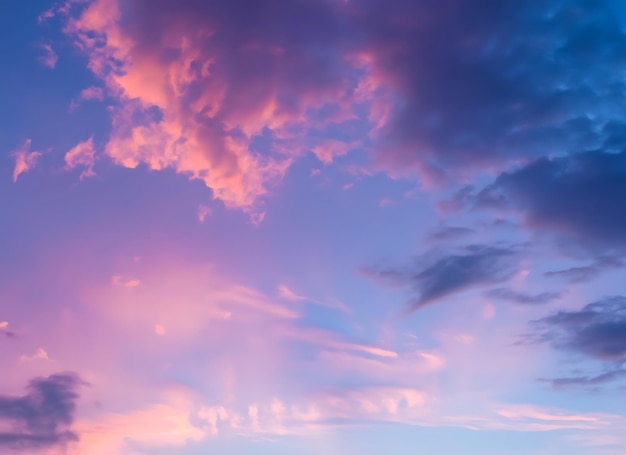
[{"x1": 1, "y1": 0, "x2": 626, "y2": 454}]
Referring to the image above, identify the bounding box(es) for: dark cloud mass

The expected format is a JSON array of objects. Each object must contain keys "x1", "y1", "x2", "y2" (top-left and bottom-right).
[
  {"x1": 0, "y1": 373, "x2": 82, "y2": 451},
  {"x1": 365, "y1": 245, "x2": 519, "y2": 311},
  {"x1": 357, "y1": 0, "x2": 626, "y2": 177},
  {"x1": 477, "y1": 151, "x2": 626, "y2": 254},
  {"x1": 69, "y1": 0, "x2": 626, "y2": 183},
  {"x1": 531, "y1": 296, "x2": 626, "y2": 362}
]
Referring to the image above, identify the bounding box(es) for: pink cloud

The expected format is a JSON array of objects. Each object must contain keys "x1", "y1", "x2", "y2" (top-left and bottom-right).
[
  {"x1": 65, "y1": 137, "x2": 96, "y2": 179},
  {"x1": 311, "y1": 139, "x2": 357, "y2": 165},
  {"x1": 63, "y1": 0, "x2": 363, "y2": 210},
  {"x1": 69, "y1": 387, "x2": 206, "y2": 454},
  {"x1": 197, "y1": 204, "x2": 212, "y2": 222},
  {"x1": 196, "y1": 386, "x2": 431, "y2": 436},
  {"x1": 11, "y1": 139, "x2": 41, "y2": 182},
  {"x1": 79, "y1": 86, "x2": 104, "y2": 101},
  {"x1": 277, "y1": 285, "x2": 350, "y2": 313},
  {"x1": 19, "y1": 348, "x2": 50, "y2": 363},
  {"x1": 70, "y1": 86, "x2": 105, "y2": 111},
  {"x1": 37, "y1": 43, "x2": 58, "y2": 68}
]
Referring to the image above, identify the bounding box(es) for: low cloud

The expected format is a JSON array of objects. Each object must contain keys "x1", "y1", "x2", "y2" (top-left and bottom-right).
[{"x1": 0, "y1": 372, "x2": 83, "y2": 451}]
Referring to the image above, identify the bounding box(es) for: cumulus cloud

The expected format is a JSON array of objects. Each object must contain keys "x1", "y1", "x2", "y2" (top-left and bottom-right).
[
  {"x1": 38, "y1": 0, "x2": 626, "y2": 213},
  {"x1": 363, "y1": 245, "x2": 520, "y2": 311},
  {"x1": 60, "y1": 0, "x2": 366, "y2": 210},
  {"x1": 0, "y1": 372, "x2": 83, "y2": 451}
]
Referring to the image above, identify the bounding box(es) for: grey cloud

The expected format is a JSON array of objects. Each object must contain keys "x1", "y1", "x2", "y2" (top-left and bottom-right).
[
  {"x1": 364, "y1": 245, "x2": 520, "y2": 312},
  {"x1": 0, "y1": 372, "x2": 83, "y2": 451},
  {"x1": 486, "y1": 288, "x2": 561, "y2": 305},
  {"x1": 428, "y1": 226, "x2": 474, "y2": 242},
  {"x1": 530, "y1": 296, "x2": 626, "y2": 362},
  {"x1": 477, "y1": 151, "x2": 626, "y2": 255},
  {"x1": 540, "y1": 370, "x2": 626, "y2": 388},
  {"x1": 545, "y1": 256, "x2": 624, "y2": 283},
  {"x1": 359, "y1": 0, "x2": 626, "y2": 178}
]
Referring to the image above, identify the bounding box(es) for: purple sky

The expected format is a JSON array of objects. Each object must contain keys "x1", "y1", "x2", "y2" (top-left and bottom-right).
[{"x1": 2, "y1": 1, "x2": 626, "y2": 454}]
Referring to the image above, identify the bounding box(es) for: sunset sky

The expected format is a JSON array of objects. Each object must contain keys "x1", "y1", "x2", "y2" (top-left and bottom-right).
[{"x1": 1, "y1": 1, "x2": 626, "y2": 454}]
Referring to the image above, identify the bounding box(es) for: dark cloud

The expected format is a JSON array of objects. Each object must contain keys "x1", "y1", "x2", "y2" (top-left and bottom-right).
[
  {"x1": 358, "y1": 0, "x2": 626, "y2": 177},
  {"x1": 486, "y1": 288, "x2": 561, "y2": 305},
  {"x1": 428, "y1": 226, "x2": 474, "y2": 242},
  {"x1": 530, "y1": 296, "x2": 626, "y2": 362},
  {"x1": 539, "y1": 369, "x2": 626, "y2": 388},
  {"x1": 476, "y1": 151, "x2": 626, "y2": 254},
  {"x1": 545, "y1": 256, "x2": 624, "y2": 283},
  {"x1": 0, "y1": 372, "x2": 82, "y2": 451},
  {"x1": 364, "y1": 245, "x2": 519, "y2": 311},
  {"x1": 64, "y1": 0, "x2": 626, "y2": 193}
]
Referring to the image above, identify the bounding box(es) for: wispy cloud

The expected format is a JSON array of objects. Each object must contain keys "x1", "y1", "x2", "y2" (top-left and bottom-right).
[
  {"x1": 37, "y1": 43, "x2": 58, "y2": 68},
  {"x1": 65, "y1": 137, "x2": 96, "y2": 179},
  {"x1": 486, "y1": 288, "x2": 561, "y2": 305},
  {"x1": 363, "y1": 245, "x2": 520, "y2": 312},
  {"x1": 10, "y1": 139, "x2": 41, "y2": 182}
]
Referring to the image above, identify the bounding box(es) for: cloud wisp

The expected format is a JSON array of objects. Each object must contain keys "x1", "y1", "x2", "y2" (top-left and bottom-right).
[
  {"x1": 486, "y1": 288, "x2": 561, "y2": 306},
  {"x1": 364, "y1": 245, "x2": 520, "y2": 312}
]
